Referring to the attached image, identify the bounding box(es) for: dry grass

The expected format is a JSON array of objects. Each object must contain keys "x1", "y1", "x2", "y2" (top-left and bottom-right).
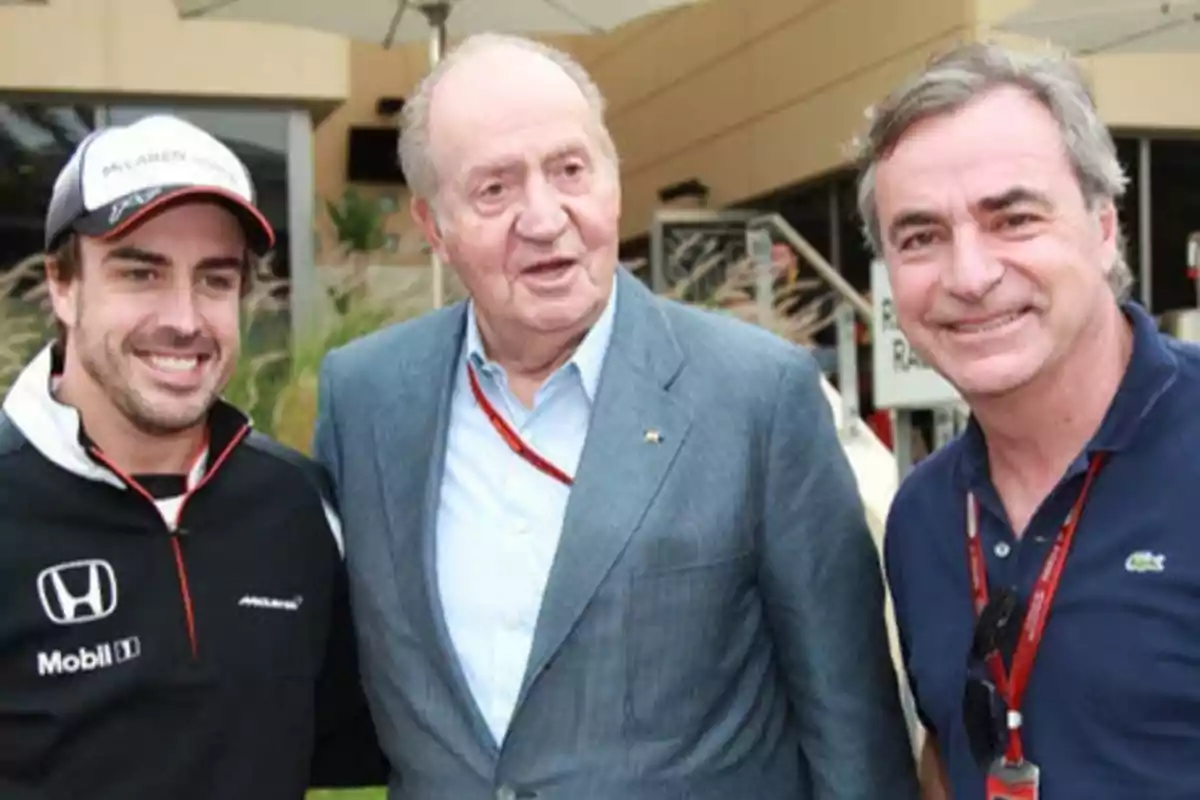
[
  {"x1": 662, "y1": 249, "x2": 838, "y2": 346},
  {"x1": 0, "y1": 252, "x2": 54, "y2": 392}
]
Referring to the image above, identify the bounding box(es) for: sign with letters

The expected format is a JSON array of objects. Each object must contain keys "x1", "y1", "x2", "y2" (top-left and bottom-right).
[{"x1": 870, "y1": 259, "x2": 961, "y2": 409}]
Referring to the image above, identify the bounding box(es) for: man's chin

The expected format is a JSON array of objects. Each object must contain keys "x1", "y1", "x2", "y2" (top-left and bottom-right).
[
  {"x1": 525, "y1": 294, "x2": 606, "y2": 332},
  {"x1": 119, "y1": 389, "x2": 217, "y2": 437},
  {"x1": 942, "y1": 357, "x2": 1043, "y2": 400}
]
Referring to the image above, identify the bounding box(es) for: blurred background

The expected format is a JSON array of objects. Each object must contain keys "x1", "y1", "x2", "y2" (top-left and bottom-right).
[{"x1": 5, "y1": 1, "x2": 1200, "y2": 796}]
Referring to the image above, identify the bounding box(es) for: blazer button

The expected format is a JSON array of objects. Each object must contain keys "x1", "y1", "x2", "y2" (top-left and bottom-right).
[{"x1": 495, "y1": 787, "x2": 517, "y2": 800}]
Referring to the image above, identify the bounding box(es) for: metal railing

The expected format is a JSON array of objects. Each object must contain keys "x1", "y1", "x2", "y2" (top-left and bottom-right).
[
  {"x1": 647, "y1": 208, "x2": 871, "y2": 439},
  {"x1": 749, "y1": 212, "x2": 869, "y2": 438}
]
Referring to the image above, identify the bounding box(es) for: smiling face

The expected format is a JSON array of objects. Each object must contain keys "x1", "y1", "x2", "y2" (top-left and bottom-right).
[
  {"x1": 413, "y1": 45, "x2": 621, "y2": 345},
  {"x1": 48, "y1": 200, "x2": 246, "y2": 436},
  {"x1": 873, "y1": 85, "x2": 1119, "y2": 399}
]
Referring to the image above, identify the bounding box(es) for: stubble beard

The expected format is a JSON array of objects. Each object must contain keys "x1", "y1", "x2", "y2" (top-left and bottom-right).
[{"x1": 79, "y1": 339, "x2": 218, "y2": 436}]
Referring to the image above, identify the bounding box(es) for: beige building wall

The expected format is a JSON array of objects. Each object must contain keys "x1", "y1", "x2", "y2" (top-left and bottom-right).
[
  {"x1": 0, "y1": 0, "x2": 348, "y2": 108},
  {"x1": 311, "y1": 1, "x2": 979, "y2": 244},
  {"x1": 14, "y1": 0, "x2": 1196, "y2": 253},
  {"x1": 565, "y1": 0, "x2": 977, "y2": 240},
  {"x1": 311, "y1": 42, "x2": 427, "y2": 258},
  {"x1": 976, "y1": 0, "x2": 1200, "y2": 132}
]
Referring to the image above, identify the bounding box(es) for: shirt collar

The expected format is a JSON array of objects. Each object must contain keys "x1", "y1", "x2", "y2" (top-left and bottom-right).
[
  {"x1": 957, "y1": 301, "x2": 1178, "y2": 487},
  {"x1": 463, "y1": 273, "x2": 619, "y2": 403}
]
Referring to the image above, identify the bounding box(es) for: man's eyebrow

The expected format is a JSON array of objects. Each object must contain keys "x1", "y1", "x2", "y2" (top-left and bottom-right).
[
  {"x1": 976, "y1": 186, "x2": 1052, "y2": 213},
  {"x1": 195, "y1": 256, "x2": 245, "y2": 271},
  {"x1": 465, "y1": 157, "x2": 520, "y2": 183},
  {"x1": 102, "y1": 245, "x2": 169, "y2": 265},
  {"x1": 885, "y1": 187, "x2": 1054, "y2": 245},
  {"x1": 545, "y1": 142, "x2": 589, "y2": 161},
  {"x1": 886, "y1": 210, "x2": 943, "y2": 245},
  {"x1": 102, "y1": 247, "x2": 243, "y2": 271}
]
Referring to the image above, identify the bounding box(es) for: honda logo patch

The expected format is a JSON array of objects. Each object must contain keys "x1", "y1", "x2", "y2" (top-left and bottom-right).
[{"x1": 37, "y1": 559, "x2": 119, "y2": 625}]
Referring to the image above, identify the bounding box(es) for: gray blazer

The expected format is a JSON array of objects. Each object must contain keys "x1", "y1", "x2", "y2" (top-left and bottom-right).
[{"x1": 314, "y1": 268, "x2": 919, "y2": 800}]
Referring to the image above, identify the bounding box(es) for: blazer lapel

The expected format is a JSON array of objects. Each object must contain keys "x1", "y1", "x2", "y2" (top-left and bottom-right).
[
  {"x1": 519, "y1": 270, "x2": 693, "y2": 698},
  {"x1": 370, "y1": 305, "x2": 500, "y2": 761}
]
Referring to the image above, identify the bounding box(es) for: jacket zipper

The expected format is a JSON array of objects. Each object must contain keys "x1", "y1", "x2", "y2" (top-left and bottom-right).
[{"x1": 89, "y1": 424, "x2": 250, "y2": 661}]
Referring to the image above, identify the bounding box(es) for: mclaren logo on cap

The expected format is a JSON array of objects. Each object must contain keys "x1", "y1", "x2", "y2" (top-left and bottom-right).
[
  {"x1": 44, "y1": 113, "x2": 274, "y2": 255},
  {"x1": 98, "y1": 148, "x2": 245, "y2": 190},
  {"x1": 80, "y1": 117, "x2": 254, "y2": 211},
  {"x1": 100, "y1": 149, "x2": 190, "y2": 177}
]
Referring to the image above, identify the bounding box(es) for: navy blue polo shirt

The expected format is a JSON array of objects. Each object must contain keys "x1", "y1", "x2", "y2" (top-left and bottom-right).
[{"x1": 885, "y1": 301, "x2": 1200, "y2": 799}]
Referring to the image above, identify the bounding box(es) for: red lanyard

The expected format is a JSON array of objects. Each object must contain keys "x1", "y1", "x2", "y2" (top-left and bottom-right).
[
  {"x1": 965, "y1": 453, "x2": 1107, "y2": 765},
  {"x1": 465, "y1": 362, "x2": 574, "y2": 488}
]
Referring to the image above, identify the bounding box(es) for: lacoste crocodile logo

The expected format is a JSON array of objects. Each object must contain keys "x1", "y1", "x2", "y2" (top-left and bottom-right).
[{"x1": 1124, "y1": 551, "x2": 1166, "y2": 574}]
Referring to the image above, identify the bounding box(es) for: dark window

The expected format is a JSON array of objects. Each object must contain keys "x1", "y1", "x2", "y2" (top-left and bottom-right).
[
  {"x1": 1112, "y1": 136, "x2": 1143, "y2": 305},
  {"x1": 0, "y1": 102, "x2": 97, "y2": 274},
  {"x1": 0, "y1": 102, "x2": 98, "y2": 379},
  {"x1": 1147, "y1": 136, "x2": 1200, "y2": 313}
]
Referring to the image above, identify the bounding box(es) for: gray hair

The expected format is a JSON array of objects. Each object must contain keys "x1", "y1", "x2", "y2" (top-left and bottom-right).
[
  {"x1": 397, "y1": 33, "x2": 618, "y2": 205},
  {"x1": 852, "y1": 41, "x2": 1133, "y2": 302}
]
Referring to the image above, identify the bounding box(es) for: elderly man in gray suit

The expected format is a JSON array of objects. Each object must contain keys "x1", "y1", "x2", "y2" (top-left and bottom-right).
[{"x1": 313, "y1": 32, "x2": 919, "y2": 800}]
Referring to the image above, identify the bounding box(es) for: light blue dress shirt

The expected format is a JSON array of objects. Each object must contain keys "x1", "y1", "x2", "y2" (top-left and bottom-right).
[{"x1": 435, "y1": 280, "x2": 617, "y2": 746}]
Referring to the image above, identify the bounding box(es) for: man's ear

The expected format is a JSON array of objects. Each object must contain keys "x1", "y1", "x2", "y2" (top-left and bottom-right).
[
  {"x1": 1096, "y1": 197, "x2": 1119, "y2": 273},
  {"x1": 44, "y1": 257, "x2": 78, "y2": 333},
  {"x1": 412, "y1": 196, "x2": 448, "y2": 262}
]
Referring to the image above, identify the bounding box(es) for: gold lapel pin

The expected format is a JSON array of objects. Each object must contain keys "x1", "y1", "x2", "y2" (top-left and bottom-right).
[{"x1": 644, "y1": 429, "x2": 662, "y2": 444}]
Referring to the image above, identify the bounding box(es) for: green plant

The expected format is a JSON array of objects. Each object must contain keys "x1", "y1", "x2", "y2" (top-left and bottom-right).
[
  {"x1": 222, "y1": 260, "x2": 433, "y2": 453},
  {"x1": 324, "y1": 188, "x2": 393, "y2": 255},
  {"x1": 0, "y1": 252, "x2": 54, "y2": 395}
]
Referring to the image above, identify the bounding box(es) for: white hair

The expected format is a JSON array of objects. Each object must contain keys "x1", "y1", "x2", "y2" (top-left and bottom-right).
[{"x1": 397, "y1": 32, "x2": 619, "y2": 205}]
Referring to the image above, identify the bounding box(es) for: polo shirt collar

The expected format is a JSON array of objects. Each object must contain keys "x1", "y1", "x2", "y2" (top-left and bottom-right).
[
  {"x1": 463, "y1": 273, "x2": 618, "y2": 403},
  {"x1": 957, "y1": 301, "x2": 1178, "y2": 488}
]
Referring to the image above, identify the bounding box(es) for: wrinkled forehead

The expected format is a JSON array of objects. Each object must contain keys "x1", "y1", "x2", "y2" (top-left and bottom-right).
[
  {"x1": 427, "y1": 48, "x2": 603, "y2": 177},
  {"x1": 875, "y1": 87, "x2": 1080, "y2": 217}
]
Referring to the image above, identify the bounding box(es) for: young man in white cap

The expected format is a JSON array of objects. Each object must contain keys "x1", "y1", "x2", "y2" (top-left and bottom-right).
[{"x1": 0, "y1": 114, "x2": 386, "y2": 799}]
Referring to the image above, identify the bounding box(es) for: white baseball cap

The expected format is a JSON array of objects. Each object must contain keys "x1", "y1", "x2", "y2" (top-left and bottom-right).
[{"x1": 44, "y1": 114, "x2": 275, "y2": 255}]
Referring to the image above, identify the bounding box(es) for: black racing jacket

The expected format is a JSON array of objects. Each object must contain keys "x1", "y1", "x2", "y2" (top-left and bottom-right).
[{"x1": 0, "y1": 346, "x2": 388, "y2": 799}]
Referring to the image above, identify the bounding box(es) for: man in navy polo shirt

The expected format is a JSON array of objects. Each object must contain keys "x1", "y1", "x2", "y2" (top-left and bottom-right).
[{"x1": 853, "y1": 41, "x2": 1200, "y2": 799}]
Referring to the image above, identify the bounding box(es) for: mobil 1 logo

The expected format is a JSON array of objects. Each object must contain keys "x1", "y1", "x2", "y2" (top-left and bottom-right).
[{"x1": 37, "y1": 636, "x2": 141, "y2": 677}]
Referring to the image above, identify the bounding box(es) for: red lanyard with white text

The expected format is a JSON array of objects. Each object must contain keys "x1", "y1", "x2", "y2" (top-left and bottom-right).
[
  {"x1": 466, "y1": 362, "x2": 574, "y2": 488},
  {"x1": 965, "y1": 452, "x2": 1107, "y2": 765}
]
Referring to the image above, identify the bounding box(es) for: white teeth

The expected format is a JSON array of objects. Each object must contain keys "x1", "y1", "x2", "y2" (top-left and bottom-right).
[
  {"x1": 146, "y1": 355, "x2": 200, "y2": 373},
  {"x1": 954, "y1": 313, "x2": 1021, "y2": 334}
]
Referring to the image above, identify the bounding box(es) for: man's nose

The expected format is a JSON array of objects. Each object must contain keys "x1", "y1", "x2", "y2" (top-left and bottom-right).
[
  {"x1": 515, "y1": 177, "x2": 568, "y2": 242},
  {"x1": 942, "y1": 226, "x2": 1004, "y2": 301},
  {"x1": 157, "y1": 284, "x2": 202, "y2": 336}
]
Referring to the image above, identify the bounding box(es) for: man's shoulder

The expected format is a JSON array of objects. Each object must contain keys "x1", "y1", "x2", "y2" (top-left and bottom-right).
[
  {"x1": 322, "y1": 302, "x2": 464, "y2": 378},
  {"x1": 241, "y1": 431, "x2": 333, "y2": 502},
  {"x1": 0, "y1": 410, "x2": 26, "y2": 458},
  {"x1": 1163, "y1": 334, "x2": 1200, "y2": 383},
  {"x1": 894, "y1": 441, "x2": 959, "y2": 503},
  {"x1": 884, "y1": 437, "x2": 962, "y2": 564},
  {"x1": 240, "y1": 431, "x2": 343, "y2": 553},
  {"x1": 656, "y1": 296, "x2": 822, "y2": 383}
]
